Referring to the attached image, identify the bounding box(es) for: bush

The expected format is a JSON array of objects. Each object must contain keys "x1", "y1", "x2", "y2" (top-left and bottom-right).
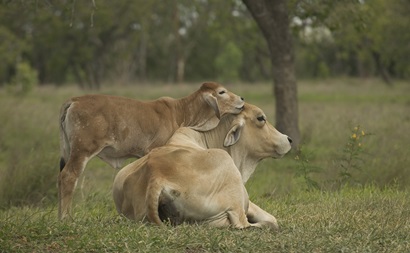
[
  {"x1": 0, "y1": 27, "x2": 25, "y2": 85},
  {"x1": 214, "y1": 42, "x2": 243, "y2": 82},
  {"x1": 7, "y1": 61, "x2": 38, "y2": 95}
]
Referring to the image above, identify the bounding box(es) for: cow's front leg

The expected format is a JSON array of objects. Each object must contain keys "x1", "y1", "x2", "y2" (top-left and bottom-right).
[{"x1": 246, "y1": 200, "x2": 279, "y2": 230}]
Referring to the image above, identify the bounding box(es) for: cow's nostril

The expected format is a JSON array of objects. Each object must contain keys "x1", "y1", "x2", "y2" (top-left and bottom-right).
[
  {"x1": 287, "y1": 137, "x2": 293, "y2": 144},
  {"x1": 241, "y1": 97, "x2": 244, "y2": 101}
]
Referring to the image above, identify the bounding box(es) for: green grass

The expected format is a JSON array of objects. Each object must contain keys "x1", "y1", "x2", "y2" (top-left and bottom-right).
[{"x1": 0, "y1": 78, "x2": 410, "y2": 252}]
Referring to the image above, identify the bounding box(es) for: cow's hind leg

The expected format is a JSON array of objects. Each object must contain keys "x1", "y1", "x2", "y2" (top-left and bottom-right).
[{"x1": 58, "y1": 154, "x2": 92, "y2": 220}]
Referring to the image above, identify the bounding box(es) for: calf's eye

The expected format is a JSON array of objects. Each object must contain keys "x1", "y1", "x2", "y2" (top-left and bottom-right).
[
  {"x1": 257, "y1": 116, "x2": 266, "y2": 122},
  {"x1": 219, "y1": 90, "x2": 226, "y2": 95}
]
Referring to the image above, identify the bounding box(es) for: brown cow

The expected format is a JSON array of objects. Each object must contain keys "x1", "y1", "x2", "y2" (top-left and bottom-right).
[
  {"x1": 113, "y1": 103, "x2": 292, "y2": 229},
  {"x1": 58, "y1": 82, "x2": 244, "y2": 220}
]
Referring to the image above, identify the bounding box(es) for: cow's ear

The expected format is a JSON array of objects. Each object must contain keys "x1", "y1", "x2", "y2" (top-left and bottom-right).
[
  {"x1": 203, "y1": 92, "x2": 221, "y2": 119},
  {"x1": 224, "y1": 121, "x2": 244, "y2": 147}
]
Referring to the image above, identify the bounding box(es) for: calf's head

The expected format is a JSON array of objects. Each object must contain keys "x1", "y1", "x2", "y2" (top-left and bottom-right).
[
  {"x1": 200, "y1": 82, "x2": 244, "y2": 119},
  {"x1": 223, "y1": 103, "x2": 292, "y2": 160}
]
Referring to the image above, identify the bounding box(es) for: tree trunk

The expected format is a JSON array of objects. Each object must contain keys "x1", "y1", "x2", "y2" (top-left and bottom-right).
[
  {"x1": 171, "y1": 0, "x2": 185, "y2": 84},
  {"x1": 138, "y1": 26, "x2": 147, "y2": 82},
  {"x1": 372, "y1": 50, "x2": 392, "y2": 86},
  {"x1": 242, "y1": 0, "x2": 300, "y2": 146}
]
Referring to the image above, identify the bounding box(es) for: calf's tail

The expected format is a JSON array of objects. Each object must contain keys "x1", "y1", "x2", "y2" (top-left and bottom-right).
[
  {"x1": 60, "y1": 158, "x2": 66, "y2": 172},
  {"x1": 59, "y1": 101, "x2": 72, "y2": 172}
]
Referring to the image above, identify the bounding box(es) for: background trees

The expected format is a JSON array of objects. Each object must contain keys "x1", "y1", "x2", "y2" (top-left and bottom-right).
[
  {"x1": 1, "y1": 0, "x2": 407, "y2": 88},
  {"x1": 290, "y1": 0, "x2": 410, "y2": 82}
]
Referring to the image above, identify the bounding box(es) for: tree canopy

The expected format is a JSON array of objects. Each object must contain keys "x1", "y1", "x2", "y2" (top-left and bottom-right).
[{"x1": 0, "y1": 0, "x2": 408, "y2": 88}]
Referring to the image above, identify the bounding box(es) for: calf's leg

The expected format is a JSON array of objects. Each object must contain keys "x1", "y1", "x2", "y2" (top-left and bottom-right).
[{"x1": 58, "y1": 153, "x2": 92, "y2": 220}]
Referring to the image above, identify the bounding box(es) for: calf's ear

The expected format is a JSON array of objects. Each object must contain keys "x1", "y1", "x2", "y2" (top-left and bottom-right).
[
  {"x1": 224, "y1": 121, "x2": 244, "y2": 147},
  {"x1": 203, "y1": 93, "x2": 221, "y2": 119}
]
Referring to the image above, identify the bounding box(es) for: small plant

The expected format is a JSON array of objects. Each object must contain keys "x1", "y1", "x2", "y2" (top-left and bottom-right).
[
  {"x1": 294, "y1": 146, "x2": 322, "y2": 191},
  {"x1": 336, "y1": 125, "x2": 371, "y2": 187},
  {"x1": 294, "y1": 125, "x2": 372, "y2": 192}
]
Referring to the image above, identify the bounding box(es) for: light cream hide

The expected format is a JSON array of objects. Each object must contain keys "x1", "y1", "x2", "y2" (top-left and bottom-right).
[
  {"x1": 58, "y1": 82, "x2": 244, "y2": 220},
  {"x1": 113, "y1": 103, "x2": 292, "y2": 229}
]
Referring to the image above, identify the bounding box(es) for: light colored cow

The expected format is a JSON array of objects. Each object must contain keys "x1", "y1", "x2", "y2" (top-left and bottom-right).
[
  {"x1": 113, "y1": 103, "x2": 292, "y2": 229},
  {"x1": 58, "y1": 82, "x2": 244, "y2": 220}
]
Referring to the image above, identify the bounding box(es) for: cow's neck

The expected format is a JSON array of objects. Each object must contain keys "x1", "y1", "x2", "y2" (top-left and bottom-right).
[
  {"x1": 201, "y1": 127, "x2": 225, "y2": 149},
  {"x1": 202, "y1": 118, "x2": 258, "y2": 184},
  {"x1": 227, "y1": 145, "x2": 259, "y2": 184},
  {"x1": 176, "y1": 92, "x2": 219, "y2": 131}
]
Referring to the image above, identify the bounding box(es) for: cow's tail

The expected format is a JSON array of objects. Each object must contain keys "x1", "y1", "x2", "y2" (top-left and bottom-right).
[
  {"x1": 146, "y1": 178, "x2": 164, "y2": 225},
  {"x1": 59, "y1": 101, "x2": 72, "y2": 172}
]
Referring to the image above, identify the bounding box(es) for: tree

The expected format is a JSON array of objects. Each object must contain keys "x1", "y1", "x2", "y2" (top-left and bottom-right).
[
  {"x1": 290, "y1": 0, "x2": 410, "y2": 83},
  {"x1": 242, "y1": 0, "x2": 300, "y2": 146}
]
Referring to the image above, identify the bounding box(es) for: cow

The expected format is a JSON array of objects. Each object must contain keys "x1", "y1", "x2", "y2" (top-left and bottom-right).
[
  {"x1": 113, "y1": 103, "x2": 292, "y2": 229},
  {"x1": 58, "y1": 82, "x2": 244, "y2": 220}
]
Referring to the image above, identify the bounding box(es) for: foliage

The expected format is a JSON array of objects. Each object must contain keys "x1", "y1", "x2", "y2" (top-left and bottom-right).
[
  {"x1": 7, "y1": 61, "x2": 38, "y2": 95},
  {"x1": 0, "y1": 26, "x2": 26, "y2": 84},
  {"x1": 291, "y1": 0, "x2": 410, "y2": 81},
  {"x1": 0, "y1": 0, "x2": 408, "y2": 88},
  {"x1": 215, "y1": 42, "x2": 243, "y2": 82}
]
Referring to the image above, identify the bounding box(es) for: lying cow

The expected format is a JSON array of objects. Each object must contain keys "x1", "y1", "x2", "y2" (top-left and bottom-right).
[
  {"x1": 113, "y1": 103, "x2": 292, "y2": 229},
  {"x1": 58, "y1": 82, "x2": 244, "y2": 220}
]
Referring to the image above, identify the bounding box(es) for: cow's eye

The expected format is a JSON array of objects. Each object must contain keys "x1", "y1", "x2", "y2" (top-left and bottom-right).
[
  {"x1": 257, "y1": 116, "x2": 266, "y2": 122},
  {"x1": 218, "y1": 90, "x2": 226, "y2": 95}
]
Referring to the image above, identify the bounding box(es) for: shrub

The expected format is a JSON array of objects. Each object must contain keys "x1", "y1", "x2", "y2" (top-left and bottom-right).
[
  {"x1": 7, "y1": 61, "x2": 38, "y2": 95},
  {"x1": 214, "y1": 42, "x2": 243, "y2": 82}
]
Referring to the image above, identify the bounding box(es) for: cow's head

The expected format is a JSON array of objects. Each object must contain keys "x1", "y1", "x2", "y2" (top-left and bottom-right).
[
  {"x1": 223, "y1": 103, "x2": 292, "y2": 159},
  {"x1": 201, "y1": 82, "x2": 244, "y2": 119}
]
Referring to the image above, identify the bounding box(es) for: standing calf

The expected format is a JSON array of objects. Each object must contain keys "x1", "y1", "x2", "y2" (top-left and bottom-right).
[
  {"x1": 113, "y1": 103, "x2": 292, "y2": 229},
  {"x1": 58, "y1": 82, "x2": 244, "y2": 220}
]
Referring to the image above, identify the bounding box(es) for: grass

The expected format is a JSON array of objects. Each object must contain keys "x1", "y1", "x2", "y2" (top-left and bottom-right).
[
  {"x1": 0, "y1": 186, "x2": 409, "y2": 252},
  {"x1": 0, "y1": 78, "x2": 410, "y2": 252}
]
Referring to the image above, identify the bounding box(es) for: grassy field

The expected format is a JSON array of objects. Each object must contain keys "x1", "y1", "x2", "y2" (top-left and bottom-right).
[
  {"x1": 1, "y1": 186, "x2": 409, "y2": 252},
  {"x1": 0, "y1": 78, "x2": 409, "y2": 252}
]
